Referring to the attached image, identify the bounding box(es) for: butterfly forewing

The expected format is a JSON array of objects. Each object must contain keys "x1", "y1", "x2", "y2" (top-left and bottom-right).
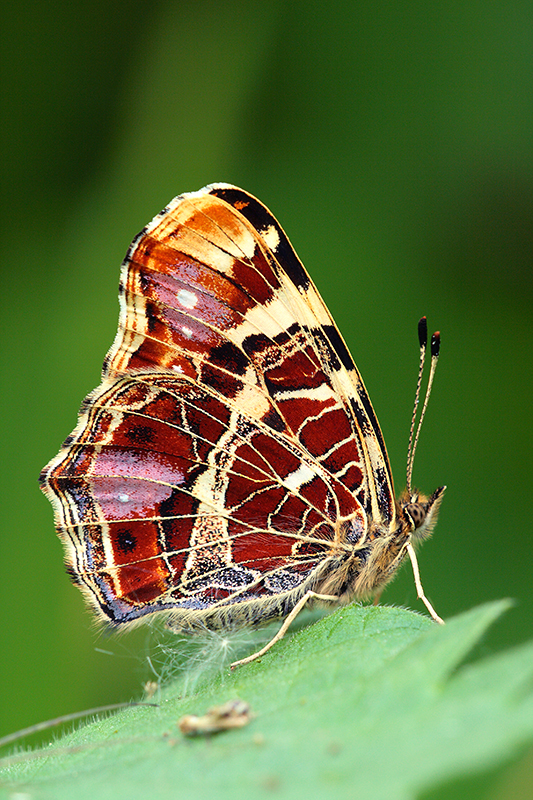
[
  {"x1": 112, "y1": 186, "x2": 394, "y2": 511},
  {"x1": 41, "y1": 184, "x2": 397, "y2": 629}
]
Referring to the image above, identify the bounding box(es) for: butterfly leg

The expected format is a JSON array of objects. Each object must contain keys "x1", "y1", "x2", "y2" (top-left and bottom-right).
[
  {"x1": 406, "y1": 542, "x2": 444, "y2": 624},
  {"x1": 230, "y1": 590, "x2": 339, "y2": 668}
]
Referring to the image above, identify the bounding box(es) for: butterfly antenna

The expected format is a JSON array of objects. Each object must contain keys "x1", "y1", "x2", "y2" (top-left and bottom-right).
[
  {"x1": 406, "y1": 317, "x2": 428, "y2": 494},
  {"x1": 406, "y1": 318, "x2": 440, "y2": 497}
]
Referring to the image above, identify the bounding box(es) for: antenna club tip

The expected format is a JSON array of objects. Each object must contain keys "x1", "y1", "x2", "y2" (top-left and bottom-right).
[
  {"x1": 407, "y1": 319, "x2": 441, "y2": 489},
  {"x1": 417, "y1": 317, "x2": 428, "y2": 347}
]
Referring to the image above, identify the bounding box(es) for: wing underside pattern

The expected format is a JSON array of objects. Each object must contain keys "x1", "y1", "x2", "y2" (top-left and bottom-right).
[{"x1": 41, "y1": 185, "x2": 395, "y2": 626}]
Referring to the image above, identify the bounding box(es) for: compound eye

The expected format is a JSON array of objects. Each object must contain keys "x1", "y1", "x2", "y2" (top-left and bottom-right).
[{"x1": 404, "y1": 503, "x2": 426, "y2": 530}]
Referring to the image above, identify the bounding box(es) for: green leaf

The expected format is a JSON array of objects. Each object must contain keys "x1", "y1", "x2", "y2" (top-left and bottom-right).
[{"x1": 2, "y1": 601, "x2": 533, "y2": 800}]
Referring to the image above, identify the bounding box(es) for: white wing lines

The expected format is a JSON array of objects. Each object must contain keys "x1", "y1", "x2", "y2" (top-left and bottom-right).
[
  {"x1": 92, "y1": 375, "x2": 351, "y2": 518},
  {"x1": 67, "y1": 522, "x2": 348, "y2": 578}
]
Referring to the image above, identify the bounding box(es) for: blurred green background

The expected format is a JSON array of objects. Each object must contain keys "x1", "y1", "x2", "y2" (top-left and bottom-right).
[{"x1": 1, "y1": 0, "x2": 532, "y2": 793}]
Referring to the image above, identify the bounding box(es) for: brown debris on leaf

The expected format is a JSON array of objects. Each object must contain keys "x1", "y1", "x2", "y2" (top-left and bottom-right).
[{"x1": 178, "y1": 699, "x2": 252, "y2": 736}]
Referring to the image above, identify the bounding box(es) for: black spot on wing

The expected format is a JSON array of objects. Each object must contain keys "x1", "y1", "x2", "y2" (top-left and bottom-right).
[
  {"x1": 145, "y1": 301, "x2": 159, "y2": 333},
  {"x1": 116, "y1": 527, "x2": 137, "y2": 554},
  {"x1": 209, "y1": 341, "x2": 249, "y2": 375},
  {"x1": 274, "y1": 321, "x2": 300, "y2": 344},
  {"x1": 209, "y1": 186, "x2": 310, "y2": 291},
  {"x1": 262, "y1": 407, "x2": 286, "y2": 432},
  {"x1": 159, "y1": 489, "x2": 200, "y2": 541},
  {"x1": 125, "y1": 424, "x2": 156, "y2": 445},
  {"x1": 241, "y1": 332, "x2": 271, "y2": 358},
  {"x1": 201, "y1": 362, "x2": 244, "y2": 398},
  {"x1": 139, "y1": 270, "x2": 151, "y2": 292}
]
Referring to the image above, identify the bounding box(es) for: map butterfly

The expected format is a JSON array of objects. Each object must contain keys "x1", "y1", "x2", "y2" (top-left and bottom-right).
[{"x1": 40, "y1": 184, "x2": 445, "y2": 667}]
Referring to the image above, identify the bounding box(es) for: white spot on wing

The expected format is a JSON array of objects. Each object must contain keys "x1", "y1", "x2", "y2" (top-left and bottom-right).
[
  {"x1": 233, "y1": 376, "x2": 272, "y2": 420},
  {"x1": 283, "y1": 463, "x2": 316, "y2": 492},
  {"x1": 261, "y1": 224, "x2": 281, "y2": 252},
  {"x1": 177, "y1": 289, "x2": 198, "y2": 309},
  {"x1": 272, "y1": 383, "x2": 336, "y2": 402},
  {"x1": 181, "y1": 326, "x2": 193, "y2": 338}
]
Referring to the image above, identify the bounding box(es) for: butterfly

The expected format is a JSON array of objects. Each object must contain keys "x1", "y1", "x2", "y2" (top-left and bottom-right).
[{"x1": 40, "y1": 184, "x2": 445, "y2": 667}]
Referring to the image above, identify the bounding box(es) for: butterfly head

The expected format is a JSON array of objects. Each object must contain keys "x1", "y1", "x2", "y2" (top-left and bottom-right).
[{"x1": 400, "y1": 485, "x2": 446, "y2": 542}]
